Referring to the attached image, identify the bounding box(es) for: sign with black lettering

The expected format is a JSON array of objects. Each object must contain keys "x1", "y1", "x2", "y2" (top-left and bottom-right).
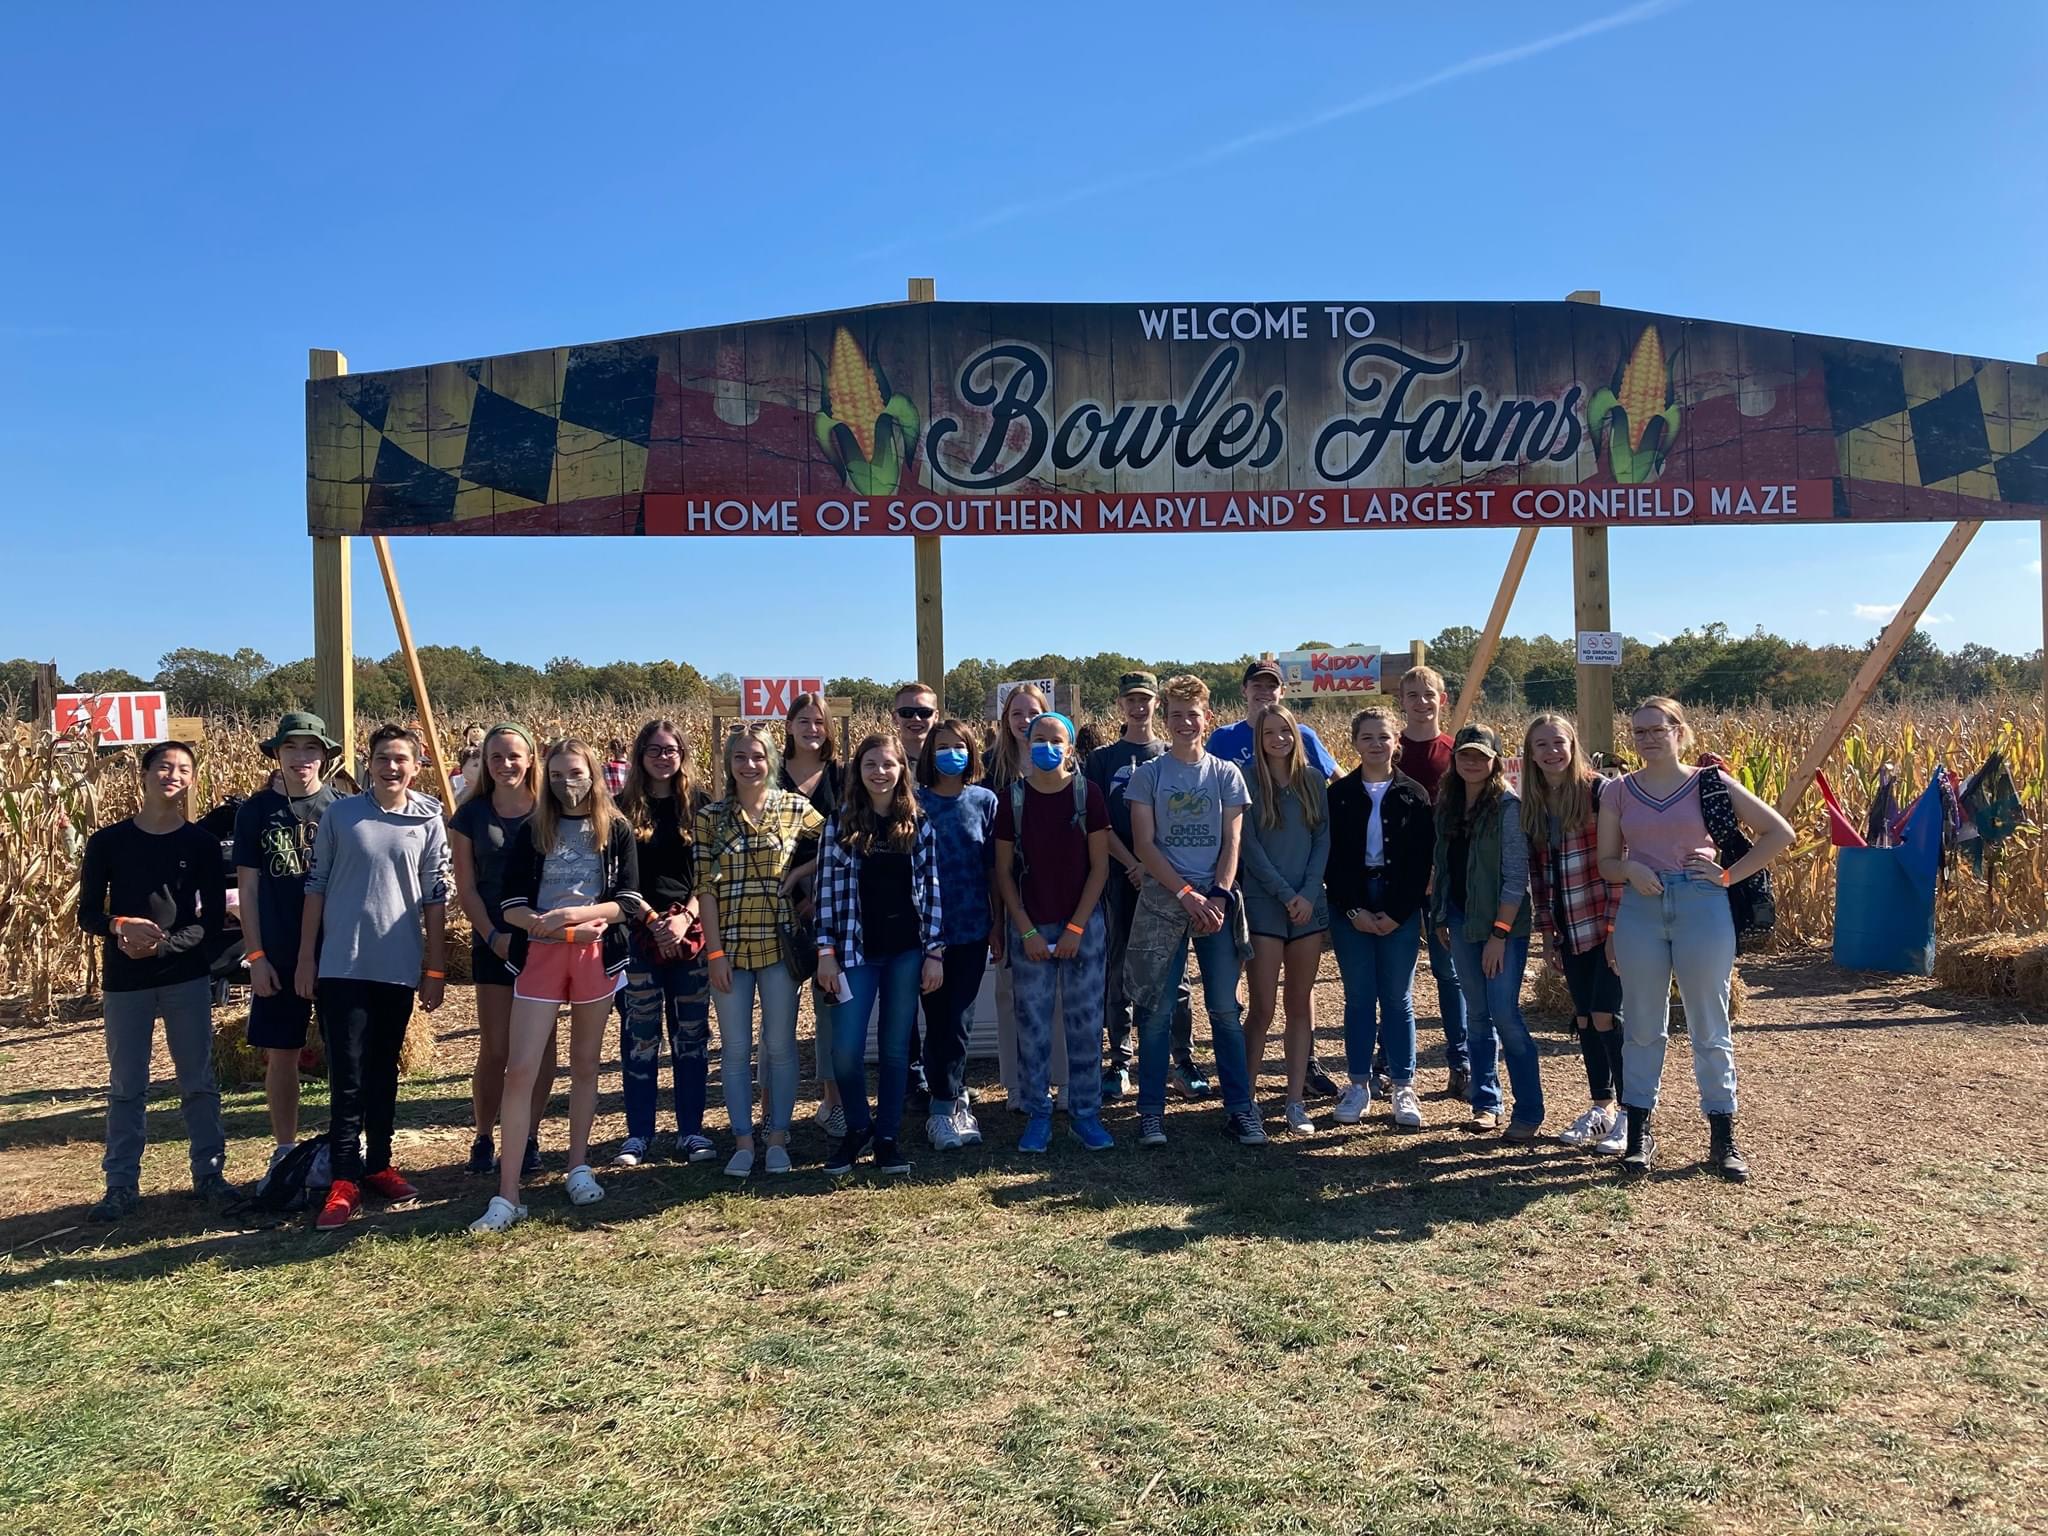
[{"x1": 310, "y1": 302, "x2": 2048, "y2": 538}]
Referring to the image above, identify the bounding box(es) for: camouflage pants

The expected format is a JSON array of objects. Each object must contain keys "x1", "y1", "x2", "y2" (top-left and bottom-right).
[{"x1": 1122, "y1": 878, "x2": 1250, "y2": 1017}]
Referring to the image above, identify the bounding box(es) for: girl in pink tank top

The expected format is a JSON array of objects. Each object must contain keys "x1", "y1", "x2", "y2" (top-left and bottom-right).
[{"x1": 1615, "y1": 768, "x2": 1716, "y2": 874}]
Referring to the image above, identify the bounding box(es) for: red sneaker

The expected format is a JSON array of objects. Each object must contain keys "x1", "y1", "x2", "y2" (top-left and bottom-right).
[
  {"x1": 361, "y1": 1167, "x2": 418, "y2": 1202},
  {"x1": 316, "y1": 1179, "x2": 360, "y2": 1231}
]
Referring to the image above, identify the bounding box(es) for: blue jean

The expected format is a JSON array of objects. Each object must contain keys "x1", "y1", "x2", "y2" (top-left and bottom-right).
[
  {"x1": 1443, "y1": 909, "x2": 1542, "y2": 1126},
  {"x1": 830, "y1": 947, "x2": 923, "y2": 1141},
  {"x1": 101, "y1": 976, "x2": 225, "y2": 1191},
  {"x1": 619, "y1": 949, "x2": 710, "y2": 1141},
  {"x1": 1137, "y1": 925, "x2": 1253, "y2": 1117},
  {"x1": 1009, "y1": 910, "x2": 1107, "y2": 1117},
  {"x1": 1329, "y1": 913, "x2": 1420, "y2": 1087},
  {"x1": 1424, "y1": 920, "x2": 1471, "y2": 1070},
  {"x1": 1611, "y1": 873, "x2": 1739, "y2": 1116},
  {"x1": 712, "y1": 964, "x2": 799, "y2": 1139}
]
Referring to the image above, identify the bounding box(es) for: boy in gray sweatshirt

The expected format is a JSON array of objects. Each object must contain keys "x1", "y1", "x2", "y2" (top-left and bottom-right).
[{"x1": 296, "y1": 724, "x2": 450, "y2": 1230}]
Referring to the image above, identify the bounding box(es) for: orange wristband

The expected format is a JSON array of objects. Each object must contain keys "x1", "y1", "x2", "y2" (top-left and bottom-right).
[
  {"x1": 706, "y1": 949, "x2": 727, "y2": 961},
  {"x1": 245, "y1": 948, "x2": 267, "y2": 963},
  {"x1": 1064, "y1": 922, "x2": 1085, "y2": 936},
  {"x1": 423, "y1": 969, "x2": 445, "y2": 979},
  {"x1": 1177, "y1": 884, "x2": 1195, "y2": 899}
]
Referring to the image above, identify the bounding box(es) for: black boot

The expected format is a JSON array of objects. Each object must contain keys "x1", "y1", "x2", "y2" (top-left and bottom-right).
[
  {"x1": 1707, "y1": 1113, "x2": 1750, "y2": 1183},
  {"x1": 1621, "y1": 1106, "x2": 1655, "y2": 1177}
]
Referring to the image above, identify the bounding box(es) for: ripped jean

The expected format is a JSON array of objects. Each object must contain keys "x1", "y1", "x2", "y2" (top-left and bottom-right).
[{"x1": 619, "y1": 944, "x2": 711, "y2": 1142}]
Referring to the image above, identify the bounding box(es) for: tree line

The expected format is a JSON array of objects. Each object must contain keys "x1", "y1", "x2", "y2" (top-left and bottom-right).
[{"x1": 6, "y1": 624, "x2": 2039, "y2": 726}]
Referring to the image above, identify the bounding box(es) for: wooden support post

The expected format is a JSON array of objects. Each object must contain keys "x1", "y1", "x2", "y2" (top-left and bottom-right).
[
  {"x1": 2039, "y1": 353, "x2": 2047, "y2": 771},
  {"x1": 1575, "y1": 525, "x2": 1615, "y2": 760},
  {"x1": 28, "y1": 662, "x2": 58, "y2": 726},
  {"x1": 1449, "y1": 526, "x2": 1540, "y2": 735},
  {"x1": 371, "y1": 536, "x2": 459, "y2": 812},
  {"x1": 1566, "y1": 291, "x2": 1616, "y2": 760},
  {"x1": 907, "y1": 277, "x2": 944, "y2": 688},
  {"x1": 1776, "y1": 519, "x2": 1983, "y2": 818},
  {"x1": 309, "y1": 348, "x2": 354, "y2": 770}
]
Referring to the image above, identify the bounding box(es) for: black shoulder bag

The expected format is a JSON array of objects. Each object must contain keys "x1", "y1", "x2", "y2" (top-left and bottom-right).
[{"x1": 1698, "y1": 766, "x2": 1776, "y2": 952}]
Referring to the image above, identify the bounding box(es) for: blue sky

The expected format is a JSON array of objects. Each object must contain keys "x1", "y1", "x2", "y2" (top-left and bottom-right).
[{"x1": 5, "y1": 1, "x2": 2045, "y2": 683}]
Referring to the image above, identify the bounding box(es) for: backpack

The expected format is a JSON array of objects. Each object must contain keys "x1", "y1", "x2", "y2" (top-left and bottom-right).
[
  {"x1": 232, "y1": 1135, "x2": 330, "y2": 1219},
  {"x1": 1698, "y1": 766, "x2": 1777, "y2": 952},
  {"x1": 1010, "y1": 775, "x2": 1091, "y2": 906}
]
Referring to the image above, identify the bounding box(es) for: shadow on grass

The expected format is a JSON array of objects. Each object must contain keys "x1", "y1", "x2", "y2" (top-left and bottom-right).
[{"x1": 0, "y1": 1084, "x2": 1624, "y2": 1291}]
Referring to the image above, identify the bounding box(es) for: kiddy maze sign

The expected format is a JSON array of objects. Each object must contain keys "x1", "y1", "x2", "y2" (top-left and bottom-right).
[{"x1": 308, "y1": 301, "x2": 2048, "y2": 539}]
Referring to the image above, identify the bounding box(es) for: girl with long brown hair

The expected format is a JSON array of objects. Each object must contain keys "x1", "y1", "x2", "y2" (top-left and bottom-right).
[
  {"x1": 1432, "y1": 723, "x2": 1541, "y2": 1137},
  {"x1": 471, "y1": 737, "x2": 639, "y2": 1230},
  {"x1": 611, "y1": 718, "x2": 715, "y2": 1167},
  {"x1": 1523, "y1": 713, "x2": 1626, "y2": 1154},
  {"x1": 1239, "y1": 703, "x2": 1330, "y2": 1134},
  {"x1": 779, "y1": 691, "x2": 848, "y2": 1136},
  {"x1": 816, "y1": 733, "x2": 944, "y2": 1175}
]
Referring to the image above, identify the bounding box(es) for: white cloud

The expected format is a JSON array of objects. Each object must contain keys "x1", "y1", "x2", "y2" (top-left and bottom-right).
[
  {"x1": 2031, "y1": 559, "x2": 2043, "y2": 577},
  {"x1": 1645, "y1": 630, "x2": 1671, "y2": 644},
  {"x1": 861, "y1": 0, "x2": 1687, "y2": 257},
  {"x1": 1853, "y1": 602, "x2": 1901, "y2": 622},
  {"x1": 1921, "y1": 612, "x2": 1956, "y2": 626}
]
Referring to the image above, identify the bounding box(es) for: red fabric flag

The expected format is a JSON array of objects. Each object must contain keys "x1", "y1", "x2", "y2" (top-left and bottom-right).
[{"x1": 1815, "y1": 770, "x2": 1867, "y2": 848}]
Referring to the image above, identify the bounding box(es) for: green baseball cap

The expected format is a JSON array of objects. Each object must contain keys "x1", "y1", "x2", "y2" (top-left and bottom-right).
[
  {"x1": 1117, "y1": 671, "x2": 1159, "y2": 697},
  {"x1": 1452, "y1": 723, "x2": 1503, "y2": 759}
]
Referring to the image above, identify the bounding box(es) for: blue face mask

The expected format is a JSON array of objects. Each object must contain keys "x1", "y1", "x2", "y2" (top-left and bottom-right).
[
  {"x1": 1030, "y1": 741, "x2": 1065, "y2": 772},
  {"x1": 933, "y1": 746, "x2": 970, "y2": 777}
]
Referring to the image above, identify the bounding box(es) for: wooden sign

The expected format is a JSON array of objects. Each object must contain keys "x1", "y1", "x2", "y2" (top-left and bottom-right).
[{"x1": 309, "y1": 301, "x2": 2048, "y2": 540}]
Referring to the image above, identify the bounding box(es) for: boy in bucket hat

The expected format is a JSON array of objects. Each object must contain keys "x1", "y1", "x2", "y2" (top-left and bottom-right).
[{"x1": 232, "y1": 711, "x2": 343, "y2": 1176}]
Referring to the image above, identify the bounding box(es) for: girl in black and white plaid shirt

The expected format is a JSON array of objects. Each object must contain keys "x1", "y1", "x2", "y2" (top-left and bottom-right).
[{"x1": 815, "y1": 733, "x2": 943, "y2": 1177}]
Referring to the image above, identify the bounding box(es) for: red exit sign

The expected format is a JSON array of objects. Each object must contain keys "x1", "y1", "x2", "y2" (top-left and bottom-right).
[
  {"x1": 53, "y1": 691, "x2": 170, "y2": 745},
  {"x1": 739, "y1": 676, "x2": 823, "y2": 718}
]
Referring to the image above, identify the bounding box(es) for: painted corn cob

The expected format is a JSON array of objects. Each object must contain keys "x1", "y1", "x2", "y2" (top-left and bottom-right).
[
  {"x1": 815, "y1": 327, "x2": 920, "y2": 495},
  {"x1": 1587, "y1": 325, "x2": 1682, "y2": 483}
]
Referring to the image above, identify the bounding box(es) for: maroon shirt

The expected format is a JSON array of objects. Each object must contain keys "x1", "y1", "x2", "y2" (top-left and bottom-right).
[
  {"x1": 993, "y1": 779, "x2": 1110, "y2": 928},
  {"x1": 1394, "y1": 732, "x2": 1453, "y2": 804}
]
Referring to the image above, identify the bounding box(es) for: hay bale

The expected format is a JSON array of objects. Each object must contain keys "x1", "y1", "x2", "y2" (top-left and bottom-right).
[
  {"x1": 1933, "y1": 931, "x2": 2048, "y2": 1009},
  {"x1": 209, "y1": 992, "x2": 438, "y2": 1084},
  {"x1": 1520, "y1": 957, "x2": 1744, "y2": 1024}
]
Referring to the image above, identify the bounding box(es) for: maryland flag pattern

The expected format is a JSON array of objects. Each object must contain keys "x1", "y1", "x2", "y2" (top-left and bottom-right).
[{"x1": 307, "y1": 302, "x2": 2048, "y2": 536}]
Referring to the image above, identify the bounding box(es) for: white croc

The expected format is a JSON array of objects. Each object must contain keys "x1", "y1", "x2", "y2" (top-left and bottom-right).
[
  {"x1": 563, "y1": 1164, "x2": 606, "y2": 1206},
  {"x1": 469, "y1": 1195, "x2": 527, "y2": 1233}
]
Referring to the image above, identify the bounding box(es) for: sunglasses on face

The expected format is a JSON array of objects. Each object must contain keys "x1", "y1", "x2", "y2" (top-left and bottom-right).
[{"x1": 895, "y1": 706, "x2": 935, "y2": 721}]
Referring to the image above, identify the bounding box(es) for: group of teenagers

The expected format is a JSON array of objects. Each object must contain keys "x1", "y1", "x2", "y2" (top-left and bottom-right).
[{"x1": 74, "y1": 658, "x2": 1796, "y2": 1234}]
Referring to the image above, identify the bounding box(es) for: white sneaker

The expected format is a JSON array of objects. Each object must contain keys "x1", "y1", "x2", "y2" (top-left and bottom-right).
[
  {"x1": 725, "y1": 1147, "x2": 755, "y2": 1179},
  {"x1": 1594, "y1": 1107, "x2": 1628, "y2": 1156},
  {"x1": 1391, "y1": 1085, "x2": 1424, "y2": 1128},
  {"x1": 952, "y1": 1100, "x2": 983, "y2": 1146},
  {"x1": 1558, "y1": 1105, "x2": 1606, "y2": 1148},
  {"x1": 764, "y1": 1144, "x2": 793, "y2": 1175},
  {"x1": 564, "y1": 1164, "x2": 605, "y2": 1206},
  {"x1": 468, "y1": 1195, "x2": 527, "y2": 1233},
  {"x1": 612, "y1": 1136, "x2": 648, "y2": 1167},
  {"x1": 813, "y1": 1102, "x2": 847, "y2": 1138},
  {"x1": 928, "y1": 1111, "x2": 963, "y2": 1151},
  {"x1": 1285, "y1": 1100, "x2": 1315, "y2": 1135},
  {"x1": 1334, "y1": 1082, "x2": 1371, "y2": 1124}
]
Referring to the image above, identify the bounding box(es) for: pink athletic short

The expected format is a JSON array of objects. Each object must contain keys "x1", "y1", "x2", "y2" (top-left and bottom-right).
[{"x1": 513, "y1": 939, "x2": 612, "y2": 1005}]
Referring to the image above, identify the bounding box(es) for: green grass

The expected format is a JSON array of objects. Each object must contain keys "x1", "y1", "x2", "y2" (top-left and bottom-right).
[{"x1": 1, "y1": 1049, "x2": 2043, "y2": 1536}]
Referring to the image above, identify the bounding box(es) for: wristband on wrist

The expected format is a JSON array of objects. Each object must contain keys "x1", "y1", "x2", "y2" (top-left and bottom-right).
[
  {"x1": 1491, "y1": 920, "x2": 1512, "y2": 936},
  {"x1": 423, "y1": 969, "x2": 446, "y2": 980},
  {"x1": 1719, "y1": 866, "x2": 1732, "y2": 887},
  {"x1": 1064, "y1": 922, "x2": 1085, "y2": 936},
  {"x1": 245, "y1": 948, "x2": 266, "y2": 963},
  {"x1": 1022, "y1": 927, "x2": 1040, "y2": 941},
  {"x1": 705, "y1": 948, "x2": 726, "y2": 961},
  {"x1": 1177, "y1": 884, "x2": 1195, "y2": 900}
]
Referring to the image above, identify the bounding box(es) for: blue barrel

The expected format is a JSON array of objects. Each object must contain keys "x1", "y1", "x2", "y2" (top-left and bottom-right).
[{"x1": 1832, "y1": 846, "x2": 1936, "y2": 975}]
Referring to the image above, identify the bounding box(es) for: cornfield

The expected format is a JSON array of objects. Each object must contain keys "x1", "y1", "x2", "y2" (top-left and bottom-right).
[{"x1": 5, "y1": 695, "x2": 2042, "y2": 1021}]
